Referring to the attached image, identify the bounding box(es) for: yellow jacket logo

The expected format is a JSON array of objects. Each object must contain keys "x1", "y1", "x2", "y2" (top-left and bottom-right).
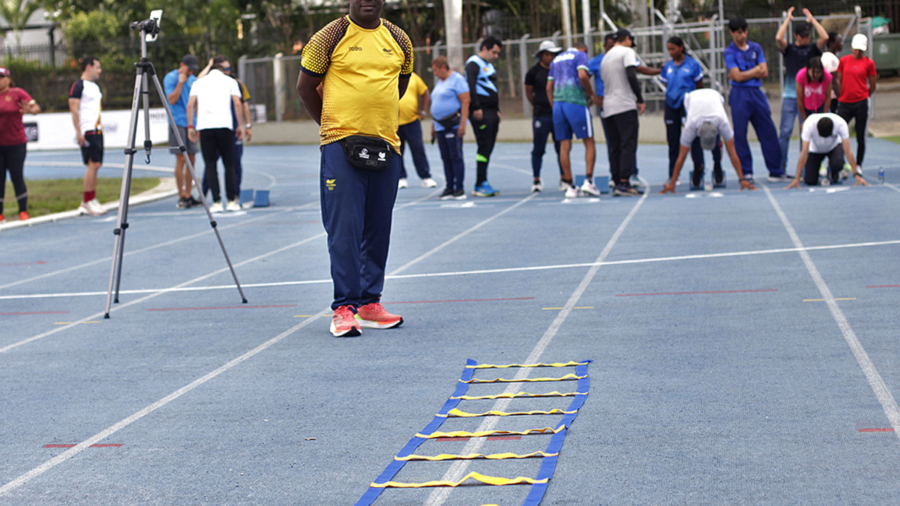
[{"x1": 326, "y1": 179, "x2": 337, "y2": 191}]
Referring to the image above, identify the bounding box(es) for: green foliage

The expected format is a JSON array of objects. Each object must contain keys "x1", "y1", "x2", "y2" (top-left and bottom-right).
[
  {"x1": 63, "y1": 9, "x2": 119, "y2": 44},
  {"x1": 0, "y1": 0, "x2": 42, "y2": 46}
]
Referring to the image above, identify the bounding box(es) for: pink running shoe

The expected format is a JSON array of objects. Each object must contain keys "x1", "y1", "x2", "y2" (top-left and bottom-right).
[
  {"x1": 330, "y1": 305, "x2": 361, "y2": 337},
  {"x1": 355, "y1": 303, "x2": 403, "y2": 329}
]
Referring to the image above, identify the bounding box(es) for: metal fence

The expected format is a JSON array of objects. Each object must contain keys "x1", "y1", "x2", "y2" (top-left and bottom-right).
[{"x1": 240, "y1": 13, "x2": 873, "y2": 123}]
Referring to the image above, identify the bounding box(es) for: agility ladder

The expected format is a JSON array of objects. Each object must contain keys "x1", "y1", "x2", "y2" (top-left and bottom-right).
[{"x1": 355, "y1": 359, "x2": 591, "y2": 506}]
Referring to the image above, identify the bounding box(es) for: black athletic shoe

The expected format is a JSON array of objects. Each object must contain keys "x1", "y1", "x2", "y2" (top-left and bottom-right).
[
  {"x1": 176, "y1": 197, "x2": 189, "y2": 209},
  {"x1": 692, "y1": 166, "x2": 704, "y2": 189},
  {"x1": 713, "y1": 164, "x2": 725, "y2": 187},
  {"x1": 452, "y1": 189, "x2": 467, "y2": 200},
  {"x1": 438, "y1": 188, "x2": 454, "y2": 200},
  {"x1": 187, "y1": 196, "x2": 203, "y2": 207}
]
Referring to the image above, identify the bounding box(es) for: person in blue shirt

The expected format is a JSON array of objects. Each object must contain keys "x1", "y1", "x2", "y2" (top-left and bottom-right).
[
  {"x1": 430, "y1": 56, "x2": 470, "y2": 200},
  {"x1": 164, "y1": 54, "x2": 200, "y2": 208},
  {"x1": 659, "y1": 36, "x2": 723, "y2": 188},
  {"x1": 723, "y1": 16, "x2": 784, "y2": 182}
]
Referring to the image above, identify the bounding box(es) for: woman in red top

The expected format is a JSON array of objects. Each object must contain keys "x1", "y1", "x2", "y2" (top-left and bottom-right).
[
  {"x1": 835, "y1": 34, "x2": 877, "y2": 169},
  {"x1": 0, "y1": 66, "x2": 41, "y2": 222}
]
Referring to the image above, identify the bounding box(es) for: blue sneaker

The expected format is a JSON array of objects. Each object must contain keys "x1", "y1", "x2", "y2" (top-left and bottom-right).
[{"x1": 473, "y1": 181, "x2": 499, "y2": 197}]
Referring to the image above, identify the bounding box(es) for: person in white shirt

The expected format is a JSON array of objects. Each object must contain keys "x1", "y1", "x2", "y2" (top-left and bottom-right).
[
  {"x1": 786, "y1": 113, "x2": 869, "y2": 188},
  {"x1": 186, "y1": 55, "x2": 244, "y2": 212},
  {"x1": 660, "y1": 89, "x2": 756, "y2": 193},
  {"x1": 68, "y1": 56, "x2": 107, "y2": 216}
]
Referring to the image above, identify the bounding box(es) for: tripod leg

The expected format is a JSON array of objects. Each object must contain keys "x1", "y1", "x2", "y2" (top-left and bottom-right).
[
  {"x1": 104, "y1": 68, "x2": 144, "y2": 318},
  {"x1": 150, "y1": 72, "x2": 248, "y2": 303}
]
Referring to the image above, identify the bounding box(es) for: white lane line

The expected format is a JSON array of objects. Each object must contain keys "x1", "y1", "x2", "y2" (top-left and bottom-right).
[
  {"x1": 0, "y1": 311, "x2": 329, "y2": 498},
  {"x1": 884, "y1": 182, "x2": 900, "y2": 194},
  {"x1": 764, "y1": 186, "x2": 900, "y2": 441},
  {"x1": 0, "y1": 233, "x2": 326, "y2": 355},
  {"x1": 6, "y1": 237, "x2": 900, "y2": 302},
  {"x1": 390, "y1": 192, "x2": 538, "y2": 276},
  {"x1": 0, "y1": 206, "x2": 306, "y2": 292},
  {"x1": 0, "y1": 189, "x2": 443, "y2": 353},
  {"x1": 424, "y1": 190, "x2": 648, "y2": 506}
]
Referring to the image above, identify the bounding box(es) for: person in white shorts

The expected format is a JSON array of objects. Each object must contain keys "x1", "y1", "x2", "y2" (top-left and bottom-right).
[
  {"x1": 660, "y1": 89, "x2": 757, "y2": 193},
  {"x1": 786, "y1": 113, "x2": 869, "y2": 188}
]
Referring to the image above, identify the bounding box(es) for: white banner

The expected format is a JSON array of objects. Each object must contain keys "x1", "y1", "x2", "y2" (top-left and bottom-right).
[{"x1": 23, "y1": 108, "x2": 171, "y2": 151}]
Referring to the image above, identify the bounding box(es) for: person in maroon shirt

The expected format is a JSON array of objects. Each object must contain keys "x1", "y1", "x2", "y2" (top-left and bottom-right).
[
  {"x1": 835, "y1": 34, "x2": 877, "y2": 170},
  {"x1": 0, "y1": 67, "x2": 40, "y2": 222}
]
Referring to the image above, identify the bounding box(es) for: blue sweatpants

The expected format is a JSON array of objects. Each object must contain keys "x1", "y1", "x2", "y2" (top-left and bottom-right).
[
  {"x1": 398, "y1": 119, "x2": 431, "y2": 180},
  {"x1": 320, "y1": 141, "x2": 400, "y2": 310},
  {"x1": 532, "y1": 116, "x2": 562, "y2": 179},
  {"x1": 729, "y1": 87, "x2": 782, "y2": 177}
]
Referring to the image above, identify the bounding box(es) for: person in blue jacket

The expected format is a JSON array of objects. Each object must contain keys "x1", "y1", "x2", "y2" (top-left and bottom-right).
[
  {"x1": 723, "y1": 16, "x2": 784, "y2": 183},
  {"x1": 659, "y1": 36, "x2": 723, "y2": 187}
]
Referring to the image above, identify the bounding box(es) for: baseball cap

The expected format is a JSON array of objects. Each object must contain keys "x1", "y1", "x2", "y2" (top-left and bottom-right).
[
  {"x1": 851, "y1": 33, "x2": 868, "y2": 51},
  {"x1": 0, "y1": 67, "x2": 10, "y2": 77},
  {"x1": 182, "y1": 54, "x2": 200, "y2": 73},
  {"x1": 820, "y1": 52, "x2": 840, "y2": 72},
  {"x1": 534, "y1": 40, "x2": 563, "y2": 58},
  {"x1": 698, "y1": 121, "x2": 719, "y2": 150},
  {"x1": 794, "y1": 21, "x2": 811, "y2": 37},
  {"x1": 616, "y1": 28, "x2": 633, "y2": 41}
]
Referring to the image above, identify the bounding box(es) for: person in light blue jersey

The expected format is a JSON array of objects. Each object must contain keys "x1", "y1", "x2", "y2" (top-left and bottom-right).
[
  {"x1": 430, "y1": 56, "x2": 470, "y2": 200},
  {"x1": 659, "y1": 37, "x2": 723, "y2": 187},
  {"x1": 164, "y1": 55, "x2": 200, "y2": 208},
  {"x1": 723, "y1": 16, "x2": 783, "y2": 182}
]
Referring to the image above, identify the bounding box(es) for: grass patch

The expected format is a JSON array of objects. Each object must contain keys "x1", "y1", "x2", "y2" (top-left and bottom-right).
[
  {"x1": 881, "y1": 136, "x2": 900, "y2": 145},
  {"x1": 3, "y1": 177, "x2": 160, "y2": 221}
]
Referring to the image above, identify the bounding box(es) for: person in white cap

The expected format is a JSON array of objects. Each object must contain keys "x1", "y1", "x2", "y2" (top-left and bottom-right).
[
  {"x1": 659, "y1": 89, "x2": 757, "y2": 193},
  {"x1": 524, "y1": 39, "x2": 563, "y2": 192},
  {"x1": 786, "y1": 113, "x2": 869, "y2": 188},
  {"x1": 835, "y1": 33, "x2": 877, "y2": 173}
]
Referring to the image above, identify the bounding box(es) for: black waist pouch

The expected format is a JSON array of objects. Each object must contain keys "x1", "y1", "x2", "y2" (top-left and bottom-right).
[
  {"x1": 435, "y1": 111, "x2": 461, "y2": 129},
  {"x1": 340, "y1": 136, "x2": 393, "y2": 172}
]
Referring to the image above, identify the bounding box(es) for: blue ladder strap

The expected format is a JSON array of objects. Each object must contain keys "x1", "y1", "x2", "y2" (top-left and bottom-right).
[
  {"x1": 522, "y1": 361, "x2": 591, "y2": 506},
  {"x1": 354, "y1": 359, "x2": 477, "y2": 506}
]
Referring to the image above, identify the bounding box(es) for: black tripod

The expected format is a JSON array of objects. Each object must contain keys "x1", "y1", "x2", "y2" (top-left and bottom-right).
[{"x1": 104, "y1": 17, "x2": 247, "y2": 318}]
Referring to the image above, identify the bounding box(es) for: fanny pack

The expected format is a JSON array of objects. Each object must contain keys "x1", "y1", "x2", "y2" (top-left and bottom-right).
[
  {"x1": 435, "y1": 111, "x2": 461, "y2": 129},
  {"x1": 340, "y1": 135, "x2": 392, "y2": 172}
]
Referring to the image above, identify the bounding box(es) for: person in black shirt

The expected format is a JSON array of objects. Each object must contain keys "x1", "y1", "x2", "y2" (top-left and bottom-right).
[
  {"x1": 775, "y1": 7, "x2": 828, "y2": 176},
  {"x1": 524, "y1": 40, "x2": 563, "y2": 192},
  {"x1": 466, "y1": 36, "x2": 502, "y2": 197}
]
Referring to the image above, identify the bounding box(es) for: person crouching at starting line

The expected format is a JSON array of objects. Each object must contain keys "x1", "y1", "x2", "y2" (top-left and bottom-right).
[
  {"x1": 660, "y1": 88, "x2": 757, "y2": 194},
  {"x1": 786, "y1": 113, "x2": 869, "y2": 189}
]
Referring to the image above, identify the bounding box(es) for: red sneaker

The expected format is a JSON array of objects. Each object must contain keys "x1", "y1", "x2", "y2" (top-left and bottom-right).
[
  {"x1": 355, "y1": 303, "x2": 403, "y2": 329},
  {"x1": 18, "y1": 211, "x2": 29, "y2": 221},
  {"x1": 330, "y1": 305, "x2": 361, "y2": 337}
]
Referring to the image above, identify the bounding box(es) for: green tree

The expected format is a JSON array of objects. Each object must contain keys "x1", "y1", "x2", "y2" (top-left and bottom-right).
[{"x1": 0, "y1": 0, "x2": 42, "y2": 47}]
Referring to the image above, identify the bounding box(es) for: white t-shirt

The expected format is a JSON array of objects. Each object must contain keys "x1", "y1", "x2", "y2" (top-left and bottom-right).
[
  {"x1": 69, "y1": 79, "x2": 103, "y2": 134},
  {"x1": 801, "y1": 113, "x2": 849, "y2": 154},
  {"x1": 681, "y1": 89, "x2": 734, "y2": 146},
  {"x1": 599, "y1": 45, "x2": 639, "y2": 118},
  {"x1": 189, "y1": 69, "x2": 240, "y2": 131}
]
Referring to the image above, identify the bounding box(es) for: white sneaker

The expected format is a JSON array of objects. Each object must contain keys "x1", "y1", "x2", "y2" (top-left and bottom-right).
[
  {"x1": 398, "y1": 178, "x2": 408, "y2": 189},
  {"x1": 210, "y1": 201, "x2": 224, "y2": 213},
  {"x1": 630, "y1": 177, "x2": 642, "y2": 188},
  {"x1": 581, "y1": 180, "x2": 600, "y2": 196},
  {"x1": 564, "y1": 187, "x2": 580, "y2": 198},
  {"x1": 558, "y1": 180, "x2": 568, "y2": 191},
  {"x1": 532, "y1": 179, "x2": 543, "y2": 192},
  {"x1": 79, "y1": 198, "x2": 106, "y2": 216},
  {"x1": 819, "y1": 162, "x2": 828, "y2": 178},
  {"x1": 226, "y1": 200, "x2": 241, "y2": 212},
  {"x1": 421, "y1": 178, "x2": 437, "y2": 188}
]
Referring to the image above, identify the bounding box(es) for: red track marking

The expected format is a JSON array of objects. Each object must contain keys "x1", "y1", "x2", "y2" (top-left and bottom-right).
[
  {"x1": 0, "y1": 261, "x2": 47, "y2": 266},
  {"x1": 384, "y1": 297, "x2": 535, "y2": 305},
  {"x1": 1, "y1": 311, "x2": 69, "y2": 316},
  {"x1": 44, "y1": 444, "x2": 123, "y2": 448},
  {"x1": 866, "y1": 285, "x2": 900, "y2": 288},
  {"x1": 858, "y1": 428, "x2": 895, "y2": 432},
  {"x1": 147, "y1": 305, "x2": 297, "y2": 312},
  {"x1": 616, "y1": 289, "x2": 777, "y2": 297}
]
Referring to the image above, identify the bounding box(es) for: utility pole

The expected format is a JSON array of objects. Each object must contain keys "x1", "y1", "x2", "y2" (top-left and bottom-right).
[
  {"x1": 443, "y1": 0, "x2": 464, "y2": 71},
  {"x1": 560, "y1": 0, "x2": 573, "y2": 48}
]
